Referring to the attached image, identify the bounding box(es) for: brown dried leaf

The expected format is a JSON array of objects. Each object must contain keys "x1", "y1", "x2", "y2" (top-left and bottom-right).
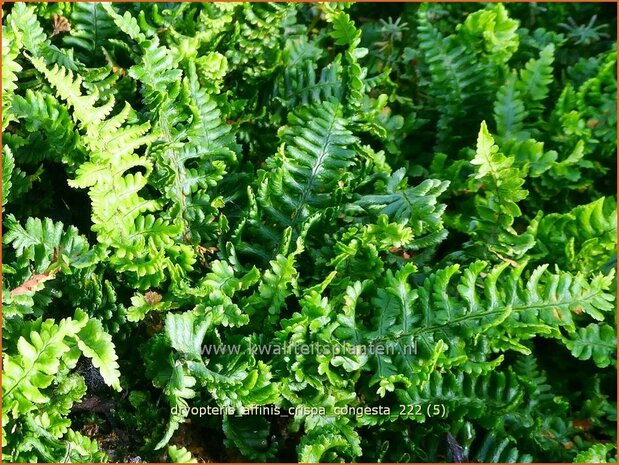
[{"x1": 52, "y1": 14, "x2": 71, "y2": 36}]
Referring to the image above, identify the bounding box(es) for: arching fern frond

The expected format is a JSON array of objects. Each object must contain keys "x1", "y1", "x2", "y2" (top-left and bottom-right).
[
  {"x1": 7, "y1": 3, "x2": 78, "y2": 70},
  {"x1": 29, "y1": 56, "x2": 114, "y2": 128},
  {"x1": 359, "y1": 260, "x2": 614, "y2": 395},
  {"x1": 30, "y1": 56, "x2": 191, "y2": 288}
]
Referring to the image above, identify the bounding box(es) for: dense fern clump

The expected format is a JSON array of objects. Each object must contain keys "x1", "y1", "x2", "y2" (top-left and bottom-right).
[{"x1": 2, "y1": 2, "x2": 616, "y2": 463}]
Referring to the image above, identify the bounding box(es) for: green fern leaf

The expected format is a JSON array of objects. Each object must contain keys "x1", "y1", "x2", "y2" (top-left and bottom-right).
[
  {"x1": 167, "y1": 445, "x2": 198, "y2": 463},
  {"x1": 260, "y1": 101, "x2": 357, "y2": 230},
  {"x1": 565, "y1": 323, "x2": 616, "y2": 368},
  {"x1": 355, "y1": 168, "x2": 449, "y2": 249},
  {"x1": 2, "y1": 146, "x2": 15, "y2": 208},
  {"x1": 535, "y1": 197, "x2": 617, "y2": 272},
  {"x1": 517, "y1": 44, "x2": 555, "y2": 104},
  {"x1": 63, "y1": 3, "x2": 116, "y2": 65},
  {"x1": 298, "y1": 421, "x2": 362, "y2": 463},
  {"x1": 75, "y1": 311, "x2": 121, "y2": 391}
]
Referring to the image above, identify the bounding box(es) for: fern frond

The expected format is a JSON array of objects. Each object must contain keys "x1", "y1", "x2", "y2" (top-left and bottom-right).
[
  {"x1": 2, "y1": 27, "x2": 23, "y2": 129},
  {"x1": 399, "y1": 369, "x2": 523, "y2": 423},
  {"x1": 494, "y1": 73, "x2": 528, "y2": 140},
  {"x1": 535, "y1": 197, "x2": 617, "y2": 272},
  {"x1": 31, "y1": 56, "x2": 189, "y2": 288},
  {"x1": 362, "y1": 260, "x2": 615, "y2": 393},
  {"x1": 325, "y1": 9, "x2": 361, "y2": 47},
  {"x1": 3, "y1": 310, "x2": 119, "y2": 418},
  {"x1": 298, "y1": 421, "x2": 362, "y2": 463},
  {"x1": 7, "y1": 3, "x2": 48, "y2": 57},
  {"x1": 457, "y1": 4, "x2": 520, "y2": 65},
  {"x1": 472, "y1": 431, "x2": 533, "y2": 463},
  {"x1": 29, "y1": 56, "x2": 114, "y2": 128},
  {"x1": 63, "y1": 3, "x2": 116, "y2": 65},
  {"x1": 273, "y1": 58, "x2": 343, "y2": 109},
  {"x1": 416, "y1": 5, "x2": 488, "y2": 149},
  {"x1": 517, "y1": 44, "x2": 555, "y2": 107},
  {"x1": 576, "y1": 50, "x2": 617, "y2": 159},
  {"x1": 565, "y1": 323, "x2": 616, "y2": 368},
  {"x1": 463, "y1": 121, "x2": 534, "y2": 258},
  {"x1": 8, "y1": 3, "x2": 78, "y2": 69},
  {"x1": 11, "y1": 89, "x2": 83, "y2": 166},
  {"x1": 3, "y1": 215, "x2": 101, "y2": 274},
  {"x1": 75, "y1": 312, "x2": 122, "y2": 391},
  {"x1": 3, "y1": 146, "x2": 15, "y2": 208},
  {"x1": 243, "y1": 241, "x2": 302, "y2": 330},
  {"x1": 3, "y1": 318, "x2": 79, "y2": 416},
  {"x1": 471, "y1": 121, "x2": 527, "y2": 225},
  {"x1": 167, "y1": 445, "x2": 198, "y2": 463},
  {"x1": 225, "y1": 3, "x2": 292, "y2": 81},
  {"x1": 355, "y1": 168, "x2": 449, "y2": 249},
  {"x1": 222, "y1": 416, "x2": 277, "y2": 462},
  {"x1": 260, "y1": 101, "x2": 357, "y2": 230}
]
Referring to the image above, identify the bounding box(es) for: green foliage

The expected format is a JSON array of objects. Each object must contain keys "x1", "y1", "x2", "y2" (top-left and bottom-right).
[
  {"x1": 2, "y1": 2, "x2": 616, "y2": 463},
  {"x1": 2, "y1": 311, "x2": 118, "y2": 462},
  {"x1": 63, "y1": 3, "x2": 116, "y2": 66},
  {"x1": 260, "y1": 101, "x2": 357, "y2": 231},
  {"x1": 167, "y1": 444, "x2": 197, "y2": 463}
]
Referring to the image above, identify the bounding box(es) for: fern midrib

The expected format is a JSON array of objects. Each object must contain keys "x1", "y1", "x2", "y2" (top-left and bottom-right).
[
  {"x1": 286, "y1": 80, "x2": 340, "y2": 104},
  {"x1": 92, "y1": 4, "x2": 100, "y2": 53}
]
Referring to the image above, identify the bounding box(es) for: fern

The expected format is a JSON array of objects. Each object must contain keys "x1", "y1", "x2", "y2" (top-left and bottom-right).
[
  {"x1": 2, "y1": 146, "x2": 15, "y2": 208},
  {"x1": 535, "y1": 197, "x2": 617, "y2": 273},
  {"x1": 10, "y1": 90, "x2": 84, "y2": 167},
  {"x1": 517, "y1": 44, "x2": 555, "y2": 107},
  {"x1": 298, "y1": 421, "x2": 362, "y2": 463},
  {"x1": 448, "y1": 121, "x2": 537, "y2": 260},
  {"x1": 472, "y1": 431, "x2": 533, "y2": 463},
  {"x1": 2, "y1": 310, "x2": 119, "y2": 462},
  {"x1": 416, "y1": 4, "x2": 490, "y2": 149},
  {"x1": 259, "y1": 101, "x2": 357, "y2": 231},
  {"x1": 63, "y1": 2, "x2": 117, "y2": 65},
  {"x1": 273, "y1": 58, "x2": 343, "y2": 110},
  {"x1": 29, "y1": 55, "x2": 192, "y2": 288},
  {"x1": 354, "y1": 168, "x2": 449, "y2": 250},
  {"x1": 2, "y1": 26, "x2": 22, "y2": 129},
  {"x1": 399, "y1": 368, "x2": 523, "y2": 424},
  {"x1": 7, "y1": 3, "x2": 78, "y2": 70},
  {"x1": 167, "y1": 445, "x2": 197, "y2": 463},
  {"x1": 360, "y1": 260, "x2": 615, "y2": 394},
  {"x1": 3, "y1": 3, "x2": 615, "y2": 463},
  {"x1": 223, "y1": 416, "x2": 278, "y2": 462},
  {"x1": 565, "y1": 324, "x2": 616, "y2": 368}
]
